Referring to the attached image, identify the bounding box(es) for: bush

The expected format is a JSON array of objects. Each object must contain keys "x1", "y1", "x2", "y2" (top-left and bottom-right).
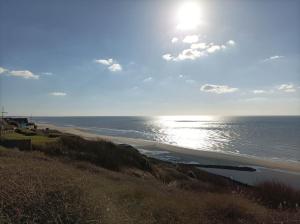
[
  {"x1": 15, "y1": 128, "x2": 36, "y2": 136},
  {"x1": 254, "y1": 181, "x2": 300, "y2": 209},
  {"x1": 34, "y1": 135, "x2": 152, "y2": 172}
]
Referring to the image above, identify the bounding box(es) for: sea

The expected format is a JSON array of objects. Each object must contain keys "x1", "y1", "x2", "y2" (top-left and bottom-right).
[{"x1": 32, "y1": 116, "x2": 300, "y2": 163}]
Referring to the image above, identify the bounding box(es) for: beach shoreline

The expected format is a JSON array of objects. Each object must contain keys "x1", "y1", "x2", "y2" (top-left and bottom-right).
[{"x1": 37, "y1": 122, "x2": 300, "y2": 188}]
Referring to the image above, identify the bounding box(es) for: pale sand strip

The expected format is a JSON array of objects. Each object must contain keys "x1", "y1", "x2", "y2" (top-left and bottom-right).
[{"x1": 38, "y1": 123, "x2": 300, "y2": 173}]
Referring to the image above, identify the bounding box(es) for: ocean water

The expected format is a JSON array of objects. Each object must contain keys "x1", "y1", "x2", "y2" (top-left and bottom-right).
[{"x1": 32, "y1": 116, "x2": 300, "y2": 162}]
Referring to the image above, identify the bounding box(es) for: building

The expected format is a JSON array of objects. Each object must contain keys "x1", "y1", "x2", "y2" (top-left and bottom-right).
[{"x1": 4, "y1": 117, "x2": 31, "y2": 129}]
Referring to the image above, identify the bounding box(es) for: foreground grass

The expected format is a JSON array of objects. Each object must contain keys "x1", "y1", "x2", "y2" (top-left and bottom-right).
[
  {"x1": 0, "y1": 147, "x2": 267, "y2": 224},
  {"x1": 0, "y1": 132, "x2": 299, "y2": 223}
]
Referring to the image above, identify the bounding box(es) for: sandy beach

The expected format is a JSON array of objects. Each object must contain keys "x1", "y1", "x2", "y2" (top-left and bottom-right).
[{"x1": 38, "y1": 123, "x2": 300, "y2": 188}]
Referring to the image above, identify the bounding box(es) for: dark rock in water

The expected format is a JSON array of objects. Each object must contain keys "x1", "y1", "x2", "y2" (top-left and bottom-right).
[{"x1": 183, "y1": 164, "x2": 256, "y2": 172}]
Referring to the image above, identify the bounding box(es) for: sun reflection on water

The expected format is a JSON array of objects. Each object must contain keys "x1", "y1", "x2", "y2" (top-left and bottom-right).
[{"x1": 154, "y1": 116, "x2": 228, "y2": 152}]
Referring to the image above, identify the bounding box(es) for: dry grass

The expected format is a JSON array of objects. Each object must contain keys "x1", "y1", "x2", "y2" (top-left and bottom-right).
[
  {"x1": 33, "y1": 135, "x2": 152, "y2": 172},
  {"x1": 1, "y1": 136, "x2": 300, "y2": 223},
  {"x1": 254, "y1": 181, "x2": 300, "y2": 209},
  {"x1": 0, "y1": 148, "x2": 100, "y2": 223}
]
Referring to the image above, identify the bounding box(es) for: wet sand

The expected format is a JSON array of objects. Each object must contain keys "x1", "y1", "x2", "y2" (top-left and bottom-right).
[{"x1": 38, "y1": 123, "x2": 300, "y2": 188}]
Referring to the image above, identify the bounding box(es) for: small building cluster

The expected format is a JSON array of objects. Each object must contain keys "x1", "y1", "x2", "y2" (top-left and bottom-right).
[{"x1": 1, "y1": 117, "x2": 36, "y2": 130}]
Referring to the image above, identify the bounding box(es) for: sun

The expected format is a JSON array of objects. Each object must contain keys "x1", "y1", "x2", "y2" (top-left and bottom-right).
[{"x1": 177, "y1": 2, "x2": 202, "y2": 30}]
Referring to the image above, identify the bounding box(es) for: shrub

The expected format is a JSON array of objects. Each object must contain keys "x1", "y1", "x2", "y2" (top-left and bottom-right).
[
  {"x1": 254, "y1": 181, "x2": 300, "y2": 209},
  {"x1": 15, "y1": 128, "x2": 36, "y2": 136},
  {"x1": 34, "y1": 135, "x2": 152, "y2": 172}
]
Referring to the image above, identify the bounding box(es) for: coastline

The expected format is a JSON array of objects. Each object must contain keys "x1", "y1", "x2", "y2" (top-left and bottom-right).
[{"x1": 37, "y1": 122, "x2": 300, "y2": 188}]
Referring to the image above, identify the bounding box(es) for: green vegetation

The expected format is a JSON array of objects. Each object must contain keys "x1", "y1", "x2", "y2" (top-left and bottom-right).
[
  {"x1": 0, "y1": 130, "x2": 299, "y2": 223},
  {"x1": 34, "y1": 135, "x2": 151, "y2": 171},
  {"x1": 1, "y1": 130, "x2": 57, "y2": 145}
]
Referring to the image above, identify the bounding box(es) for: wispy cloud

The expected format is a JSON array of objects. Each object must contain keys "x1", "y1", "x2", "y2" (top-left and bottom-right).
[
  {"x1": 0, "y1": 67, "x2": 39, "y2": 79},
  {"x1": 200, "y1": 84, "x2": 238, "y2": 94},
  {"x1": 50, "y1": 92, "x2": 67, "y2": 96},
  {"x1": 253, "y1": 90, "x2": 267, "y2": 94},
  {"x1": 277, "y1": 84, "x2": 296, "y2": 92},
  {"x1": 94, "y1": 58, "x2": 122, "y2": 72},
  {"x1": 251, "y1": 84, "x2": 298, "y2": 94},
  {"x1": 143, "y1": 77, "x2": 153, "y2": 82},
  {"x1": 182, "y1": 35, "x2": 199, "y2": 43},
  {"x1": 190, "y1": 42, "x2": 207, "y2": 49},
  {"x1": 162, "y1": 54, "x2": 174, "y2": 61},
  {"x1": 0, "y1": 67, "x2": 8, "y2": 74},
  {"x1": 206, "y1": 45, "x2": 221, "y2": 53},
  {"x1": 262, "y1": 55, "x2": 284, "y2": 62},
  {"x1": 94, "y1": 59, "x2": 113, "y2": 65},
  {"x1": 175, "y1": 48, "x2": 205, "y2": 61},
  {"x1": 162, "y1": 40, "x2": 235, "y2": 62},
  {"x1": 9, "y1": 70, "x2": 39, "y2": 79},
  {"x1": 41, "y1": 72, "x2": 53, "y2": 76}
]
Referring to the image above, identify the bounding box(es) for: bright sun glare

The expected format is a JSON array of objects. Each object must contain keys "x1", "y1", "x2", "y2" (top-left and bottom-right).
[{"x1": 177, "y1": 2, "x2": 202, "y2": 30}]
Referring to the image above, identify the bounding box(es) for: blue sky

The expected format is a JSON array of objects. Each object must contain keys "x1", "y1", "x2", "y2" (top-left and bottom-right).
[{"x1": 0, "y1": 0, "x2": 299, "y2": 116}]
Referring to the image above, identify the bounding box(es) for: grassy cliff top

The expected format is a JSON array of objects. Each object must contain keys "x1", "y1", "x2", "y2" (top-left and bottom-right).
[{"x1": 0, "y1": 130, "x2": 299, "y2": 224}]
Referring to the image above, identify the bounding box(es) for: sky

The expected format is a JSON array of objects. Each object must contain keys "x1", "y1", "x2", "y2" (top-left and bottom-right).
[{"x1": 0, "y1": 0, "x2": 299, "y2": 116}]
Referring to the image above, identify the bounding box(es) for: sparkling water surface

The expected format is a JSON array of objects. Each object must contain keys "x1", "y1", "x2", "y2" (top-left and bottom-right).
[{"x1": 33, "y1": 116, "x2": 300, "y2": 162}]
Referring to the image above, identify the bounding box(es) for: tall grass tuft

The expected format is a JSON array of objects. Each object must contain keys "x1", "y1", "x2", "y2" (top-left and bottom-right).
[{"x1": 255, "y1": 181, "x2": 300, "y2": 209}]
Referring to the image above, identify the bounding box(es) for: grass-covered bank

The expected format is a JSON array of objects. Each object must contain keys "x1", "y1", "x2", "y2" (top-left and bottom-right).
[{"x1": 0, "y1": 130, "x2": 299, "y2": 223}]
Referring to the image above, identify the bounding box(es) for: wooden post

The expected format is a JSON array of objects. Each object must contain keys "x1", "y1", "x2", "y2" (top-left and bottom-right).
[{"x1": 0, "y1": 106, "x2": 8, "y2": 139}]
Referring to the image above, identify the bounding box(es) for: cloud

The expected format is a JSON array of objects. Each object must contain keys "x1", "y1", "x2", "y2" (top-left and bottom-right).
[
  {"x1": 0, "y1": 67, "x2": 8, "y2": 74},
  {"x1": 162, "y1": 40, "x2": 236, "y2": 62},
  {"x1": 9, "y1": 70, "x2": 39, "y2": 79},
  {"x1": 163, "y1": 48, "x2": 207, "y2": 62},
  {"x1": 277, "y1": 84, "x2": 296, "y2": 92},
  {"x1": 253, "y1": 90, "x2": 267, "y2": 94},
  {"x1": 143, "y1": 77, "x2": 153, "y2": 82},
  {"x1": 50, "y1": 92, "x2": 67, "y2": 96},
  {"x1": 200, "y1": 84, "x2": 238, "y2": 94},
  {"x1": 262, "y1": 55, "x2": 284, "y2": 62},
  {"x1": 94, "y1": 58, "x2": 122, "y2": 72},
  {"x1": 171, "y1": 37, "x2": 178, "y2": 43},
  {"x1": 94, "y1": 59, "x2": 113, "y2": 65},
  {"x1": 41, "y1": 72, "x2": 53, "y2": 76},
  {"x1": 0, "y1": 66, "x2": 39, "y2": 79},
  {"x1": 227, "y1": 40, "x2": 236, "y2": 46},
  {"x1": 178, "y1": 74, "x2": 184, "y2": 78},
  {"x1": 251, "y1": 84, "x2": 297, "y2": 94},
  {"x1": 206, "y1": 45, "x2": 221, "y2": 53},
  {"x1": 182, "y1": 35, "x2": 199, "y2": 43},
  {"x1": 162, "y1": 54, "x2": 174, "y2": 61},
  {"x1": 175, "y1": 48, "x2": 205, "y2": 61},
  {"x1": 108, "y1": 63, "x2": 122, "y2": 72},
  {"x1": 191, "y1": 42, "x2": 207, "y2": 49},
  {"x1": 205, "y1": 40, "x2": 235, "y2": 53}
]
